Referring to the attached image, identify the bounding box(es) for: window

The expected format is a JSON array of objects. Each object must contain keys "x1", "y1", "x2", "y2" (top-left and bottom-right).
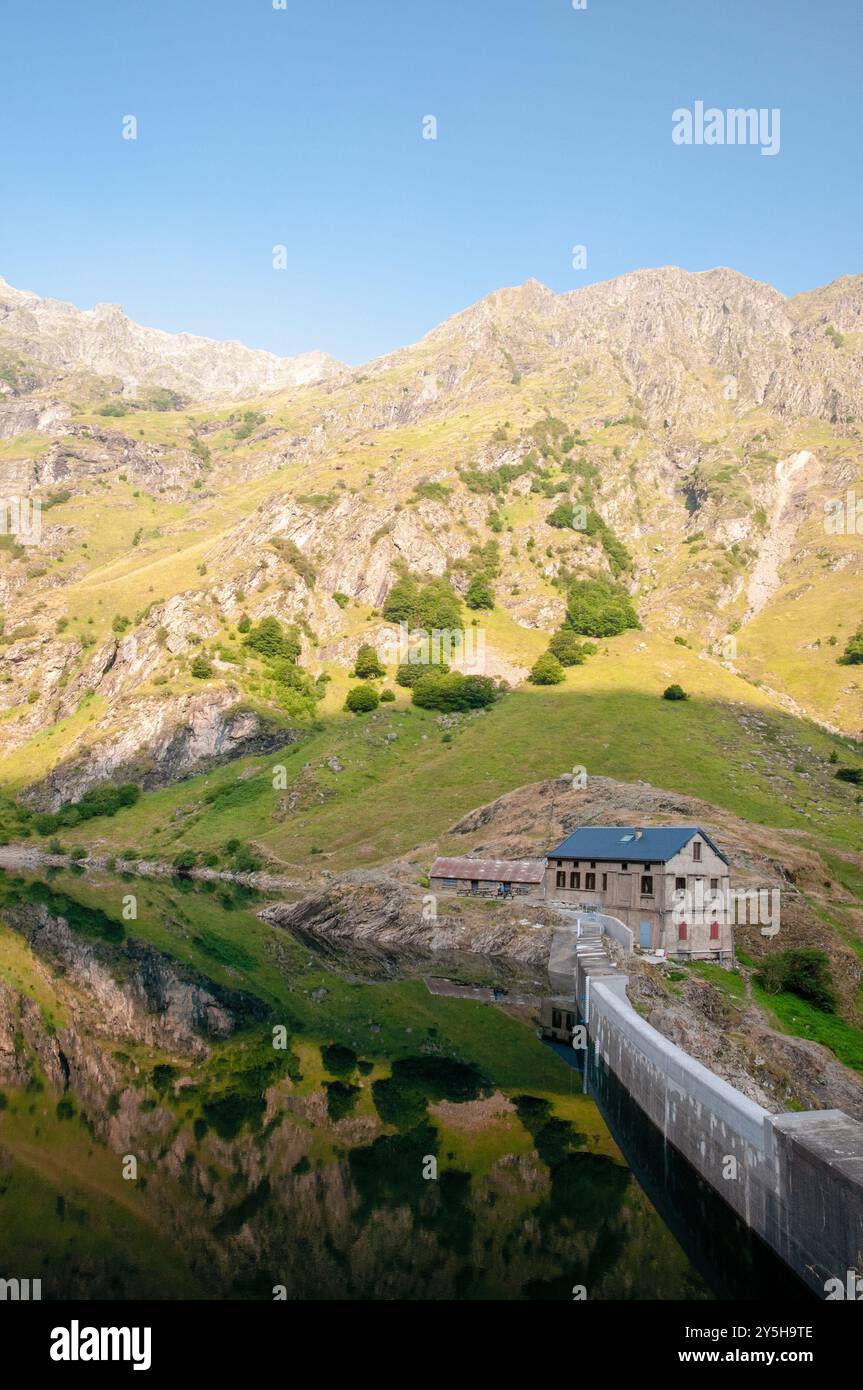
[
  {"x1": 678, "y1": 921, "x2": 688, "y2": 941},
  {"x1": 710, "y1": 921, "x2": 720, "y2": 940},
  {"x1": 710, "y1": 878, "x2": 719, "y2": 891},
  {"x1": 565, "y1": 1013, "x2": 575, "y2": 1030},
  {"x1": 570, "y1": 871, "x2": 580, "y2": 889},
  {"x1": 601, "y1": 873, "x2": 608, "y2": 890},
  {"x1": 693, "y1": 841, "x2": 702, "y2": 861},
  {"x1": 675, "y1": 876, "x2": 686, "y2": 891},
  {"x1": 585, "y1": 873, "x2": 596, "y2": 890},
  {"x1": 552, "y1": 1009, "x2": 562, "y2": 1029},
  {"x1": 641, "y1": 875, "x2": 653, "y2": 895},
  {"x1": 621, "y1": 862, "x2": 628, "y2": 871},
  {"x1": 590, "y1": 861, "x2": 596, "y2": 869},
  {"x1": 443, "y1": 878, "x2": 457, "y2": 888},
  {"x1": 556, "y1": 871, "x2": 565, "y2": 888}
]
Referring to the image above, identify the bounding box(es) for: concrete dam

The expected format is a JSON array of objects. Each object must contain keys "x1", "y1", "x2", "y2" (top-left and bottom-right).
[{"x1": 562, "y1": 919, "x2": 863, "y2": 1299}]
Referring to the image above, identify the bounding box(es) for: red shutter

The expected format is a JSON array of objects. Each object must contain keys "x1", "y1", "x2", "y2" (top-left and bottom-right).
[{"x1": 678, "y1": 921, "x2": 688, "y2": 941}]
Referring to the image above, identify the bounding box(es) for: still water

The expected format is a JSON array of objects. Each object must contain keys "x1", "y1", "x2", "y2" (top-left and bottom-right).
[{"x1": 0, "y1": 869, "x2": 806, "y2": 1300}]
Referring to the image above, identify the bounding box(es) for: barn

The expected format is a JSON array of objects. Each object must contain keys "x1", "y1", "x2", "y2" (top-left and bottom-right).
[{"x1": 429, "y1": 856, "x2": 546, "y2": 898}]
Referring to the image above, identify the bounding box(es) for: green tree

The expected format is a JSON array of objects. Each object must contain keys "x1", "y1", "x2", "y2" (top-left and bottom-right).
[
  {"x1": 529, "y1": 652, "x2": 565, "y2": 685},
  {"x1": 396, "y1": 657, "x2": 449, "y2": 687},
  {"x1": 565, "y1": 577, "x2": 639, "y2": 637},
  {"x1": 191, "y1": 656, "x2": 213, "y2": 679},
  {"x1": 353, "y1": 642, "x2": 385, "y2": 679},
  {"x1": 465, "y1": 574, "x2": 495, "y2": 610},
  {"x1": 546, "y1": 502, "x2": 578, "y2": 529},
  {"x1": 382, "y1": 574, "x2": 461, "y2": 630},
  {"x1": 413, "y1": 577, "x2": 462, "y2": 631},
  {"x1": 345, "y1": 684, "x2": 380, "y2": 714},
  {"x1": 243, "y1": 616, "x2": 301, "y2": 662},
  {"x1": 662, "y1": 684, "x2": 688, "y2": 701},
  {"x1": 548, "y1": 630, "x2": 595, "y2": 666},
  {"x1": 382, "y1": 574, "x2": 419, "y2": 624}
]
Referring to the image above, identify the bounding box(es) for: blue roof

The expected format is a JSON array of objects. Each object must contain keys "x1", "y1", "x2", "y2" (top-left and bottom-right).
[{"x1": 546, "y1": 825, "x2": 729, "y2": 865}]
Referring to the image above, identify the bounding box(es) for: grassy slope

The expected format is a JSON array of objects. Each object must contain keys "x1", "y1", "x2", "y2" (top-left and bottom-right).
[{"x1": 58, "y1": 635, "x2": 863, "y2": 871}]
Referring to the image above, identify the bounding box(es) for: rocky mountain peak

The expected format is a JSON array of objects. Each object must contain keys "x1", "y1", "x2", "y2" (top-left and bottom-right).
[{"x1": 0, "y1": 273, "x2": 345, "y2": 401}]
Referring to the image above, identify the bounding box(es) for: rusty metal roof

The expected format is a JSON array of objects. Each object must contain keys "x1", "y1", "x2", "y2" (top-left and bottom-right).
[{"x1": 430, "y1": 856, "x2": 546, "y2": 884}]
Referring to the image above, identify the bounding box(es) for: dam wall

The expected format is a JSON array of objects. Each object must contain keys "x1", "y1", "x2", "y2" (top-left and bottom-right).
[{"x1": 581, "y1": 955, "x2": 863, "y2": 1298}]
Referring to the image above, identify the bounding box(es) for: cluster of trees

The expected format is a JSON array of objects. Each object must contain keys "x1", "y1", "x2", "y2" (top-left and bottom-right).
[
  {"x1": 565, "y1": 576, "x2": 640, "y2": 637},
  {"x1": 344, "y1": 641, "x2": 396, "y2": 713},
  {"x1": 189, "y1": 615, "x2": 316, "y2": 705},
  {"x1": 33, "y1": 783, "x2": 140, "y2": 835},
  {"x1": 757, "y1": 948, "x2": 837, "y2": 1014},
  {"x1": 396, "y1": 656, "x2": 448, "y2": 687},
  {"x1": 452, "y1": 540, "x2": 500, "y2": 612},
  {"x1": 411, "y1": 672, "x2": 498, "y2": 712},
  {"x1": 382, "y1": 573, "x2": 462, "y2": 631},
  {"x1": 236, "y1": 616, "x2": 321, "y2": 717},
  {"x1": 528, "y1": 577, "x2": 637, "y2": 685},
  {"x1": 243, "y1": 615, "x2": 302, "y2": 662},
  {"x1": 346, "y1": 654, "x2": 499, "y2": 716}
]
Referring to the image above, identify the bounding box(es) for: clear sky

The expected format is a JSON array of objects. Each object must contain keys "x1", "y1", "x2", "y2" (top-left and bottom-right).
[{"x1": 1, "y1": 0, "x2": 860, "y2": 365}]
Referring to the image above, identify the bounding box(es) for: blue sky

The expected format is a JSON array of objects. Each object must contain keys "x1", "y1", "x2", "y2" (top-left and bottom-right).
[{"x1": 1, "y1": 0, "x2": 860, "y2": 364}]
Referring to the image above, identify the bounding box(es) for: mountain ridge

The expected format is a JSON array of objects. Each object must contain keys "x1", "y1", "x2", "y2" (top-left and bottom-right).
[
  {"x1": 0, "y1": 261, "x2": 860, "y2": 816},
  {"x1": 0, "y1": 274, "x2": 344, "y2": 403}
]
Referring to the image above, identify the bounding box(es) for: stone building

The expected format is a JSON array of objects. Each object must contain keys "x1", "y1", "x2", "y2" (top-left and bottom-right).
[
  {"x1": 429, "y1": 856, "x2": 545, "y2": 897},
  {"x1": 544, "y1": 825, "x2": 733, "y2": 960}
]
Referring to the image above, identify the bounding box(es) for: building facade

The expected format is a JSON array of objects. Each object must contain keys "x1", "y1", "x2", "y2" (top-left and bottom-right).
[{"x1": 544, "y1": 825, "x2": 733, "y2": 961}]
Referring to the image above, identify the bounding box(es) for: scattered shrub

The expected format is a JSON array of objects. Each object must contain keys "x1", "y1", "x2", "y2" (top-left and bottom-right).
[
  {"x1": 529, "y1": 652, "x2": 565, "y2": 685},
  {"x1": 548, "y1": 631, "x2": 596, "y2": 666},
  {"x1": 838, "y1": 626, "x2": 863, "y2": 665},
  {"x1": 345, "y1": 684, "x2": 380, "y2": 714},
  {"x1": 757, "y1": 949, "x2": 837, "y2": 1013}
]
